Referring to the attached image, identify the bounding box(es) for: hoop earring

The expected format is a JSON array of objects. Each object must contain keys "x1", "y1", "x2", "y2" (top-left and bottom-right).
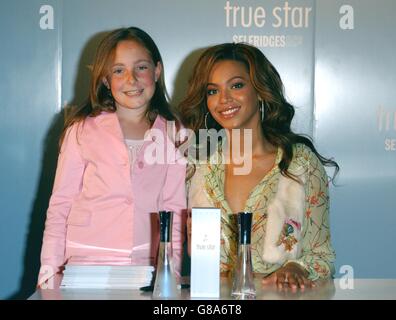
[
  {"x1": 259, "y1": 100, "x2": 265, "y2": 122},
  {"x1": 204, "y1": 112, "x2": 210, "y2": 130}
]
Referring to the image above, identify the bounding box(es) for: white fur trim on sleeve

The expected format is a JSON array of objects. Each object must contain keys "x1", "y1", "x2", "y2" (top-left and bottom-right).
[{"x1": 262, "y1": 167, "x2": 306, "y2": 264}]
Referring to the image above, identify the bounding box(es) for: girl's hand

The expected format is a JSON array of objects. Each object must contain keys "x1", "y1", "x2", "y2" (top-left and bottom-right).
[{"x1": 261, "y1": 262, "x2": 315, "y2": 290}]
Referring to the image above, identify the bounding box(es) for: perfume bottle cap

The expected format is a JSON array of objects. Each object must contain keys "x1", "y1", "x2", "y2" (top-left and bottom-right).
[
  {"x1": 159, "y1": 211, "x2": 173, "y2": 242},
  {"x1": 238, "y1": 212, "x2": 252, "y2": 244}
]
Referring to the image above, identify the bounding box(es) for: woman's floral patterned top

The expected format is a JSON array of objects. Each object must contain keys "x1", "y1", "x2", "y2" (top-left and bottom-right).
[{"x1": 188, "y1": 143, "x2": 336, "y2": 280}]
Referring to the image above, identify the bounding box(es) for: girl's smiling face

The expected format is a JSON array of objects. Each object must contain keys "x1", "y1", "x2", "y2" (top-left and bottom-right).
[{"x1": 105, "y1": 40, "x2": 161, "y2": 111}]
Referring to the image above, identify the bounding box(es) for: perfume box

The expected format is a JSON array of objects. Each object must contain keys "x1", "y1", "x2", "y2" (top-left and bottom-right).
[{"x1": 190, "y1": 207, "x2": 221, "y2": 298}]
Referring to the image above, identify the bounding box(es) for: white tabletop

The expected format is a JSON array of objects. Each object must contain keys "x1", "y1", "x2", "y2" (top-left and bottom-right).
[{"x1": 29, "y1": 277, "x2": 396, "y2": 300}]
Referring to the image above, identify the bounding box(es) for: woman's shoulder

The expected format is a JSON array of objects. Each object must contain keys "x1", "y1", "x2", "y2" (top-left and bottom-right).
[
  {"x1": 291, "y1": 143, "x2": 323, "y2": 172},
  {"x1": 293, "y1": 143, "x2": 314, "y2": 158}
]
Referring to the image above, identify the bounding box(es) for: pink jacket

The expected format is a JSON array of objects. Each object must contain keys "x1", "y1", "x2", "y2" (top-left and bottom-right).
[{"x1": 39, "y1": 112, "x2": 186, "y2": 283}]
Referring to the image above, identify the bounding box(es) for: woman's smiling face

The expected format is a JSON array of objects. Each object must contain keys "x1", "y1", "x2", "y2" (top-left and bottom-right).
[{"x1": 206, "y1": 59, "x2": 261, "y2": 131}]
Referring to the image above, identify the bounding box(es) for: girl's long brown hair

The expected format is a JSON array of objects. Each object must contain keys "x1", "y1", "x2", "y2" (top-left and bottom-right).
[
  {"x1": 179, "y1": 42, "x2": 339, "y2": 182},
  {"x1": 60, "y1": 26, "x2": 175, "y2": 146}
]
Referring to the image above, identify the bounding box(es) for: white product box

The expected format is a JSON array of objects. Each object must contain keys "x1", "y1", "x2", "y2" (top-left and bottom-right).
[{"x1": 190, "y1": 207, "x2": 221, "y2": 298}]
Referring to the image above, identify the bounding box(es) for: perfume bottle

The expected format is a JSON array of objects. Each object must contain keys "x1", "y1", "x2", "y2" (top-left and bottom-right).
[
  {"x1": 231, "y1": 211, "x2": 256, "y2": 299},
  {"x1": 152, "y1": 211, "x2": 179, "y2": 299}
]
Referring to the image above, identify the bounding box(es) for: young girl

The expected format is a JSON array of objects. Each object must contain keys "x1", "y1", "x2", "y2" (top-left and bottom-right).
[
  {"x1": 38, "y1": 27, "x2": 186, "y2": 286},
  {"x1": 180, "y1": 43, "x2": 339, "y2": 290}
]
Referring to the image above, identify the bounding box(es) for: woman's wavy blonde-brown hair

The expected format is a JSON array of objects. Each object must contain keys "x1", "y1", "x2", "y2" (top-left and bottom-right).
[{"x1": 179, "y1": 42, "x2": 339, "y2": 181}]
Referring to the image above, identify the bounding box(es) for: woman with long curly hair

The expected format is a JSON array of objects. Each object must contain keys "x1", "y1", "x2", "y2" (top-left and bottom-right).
[{"x1": 179, "y1": 42, "x2": 338, "y2": 290}]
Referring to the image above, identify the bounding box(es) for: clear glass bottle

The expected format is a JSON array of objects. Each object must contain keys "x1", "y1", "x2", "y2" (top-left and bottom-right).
[
  {"x1": 231, "y1": 211, "x2": 256, "y2": 299},
  {"x1": 152, "y1": 211, "x2": 179, "y2": 299}
]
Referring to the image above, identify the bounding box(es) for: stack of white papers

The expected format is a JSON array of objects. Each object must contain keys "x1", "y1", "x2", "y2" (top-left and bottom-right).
[{"x1": 60, "y1": 265, "x2": 155, "y2": 289}]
